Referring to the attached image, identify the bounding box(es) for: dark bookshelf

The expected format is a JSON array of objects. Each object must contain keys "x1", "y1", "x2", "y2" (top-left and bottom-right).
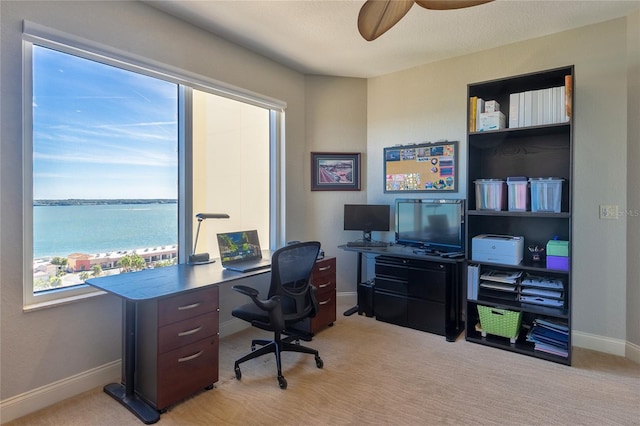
[{"x1": 465, "y1": 66, "x2": 574, "y2": 365}]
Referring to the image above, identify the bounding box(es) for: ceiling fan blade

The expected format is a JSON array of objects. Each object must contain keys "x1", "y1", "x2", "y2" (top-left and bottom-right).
[
  {"x1": 415, "y1": 0, "x2": 493, "y2": 10},
  {"x1": 358, "y1": 0, "x2": 415, "y2": 41}
]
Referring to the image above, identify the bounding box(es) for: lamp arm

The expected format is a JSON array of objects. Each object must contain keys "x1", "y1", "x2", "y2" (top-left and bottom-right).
[
  {"x1": 195, "y1": 213, "x2": 230, "y2": 220},
  {"x1": 192, "y1": 220, "x2": 203, "y2": 255},
  {"x1": 190, "y1": 213, "x2": 230, "y2": 263}
]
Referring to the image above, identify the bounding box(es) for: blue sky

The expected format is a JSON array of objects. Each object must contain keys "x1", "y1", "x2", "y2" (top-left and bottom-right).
[{"x1": 32, "y1": 45, "x2": 178, "y2": 200}]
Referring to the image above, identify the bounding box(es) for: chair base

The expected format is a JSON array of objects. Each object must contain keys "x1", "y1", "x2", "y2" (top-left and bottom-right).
[{"x1": 234, "y1": 333, "x2": 323, "y2": 389}]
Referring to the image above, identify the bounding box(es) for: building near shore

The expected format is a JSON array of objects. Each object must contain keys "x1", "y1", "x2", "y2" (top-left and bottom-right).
[{"x1": 66, "y1": 245, "x2": 178, "y2": 272}]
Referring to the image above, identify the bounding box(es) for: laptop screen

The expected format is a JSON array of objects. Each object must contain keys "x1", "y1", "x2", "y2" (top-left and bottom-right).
[{"x1": 217, "y1": 230, "x2": 263, "y2": 264}]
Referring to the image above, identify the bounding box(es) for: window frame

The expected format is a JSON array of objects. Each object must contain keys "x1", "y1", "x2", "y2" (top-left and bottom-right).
[{"x1": 22, "y1": 21, "x2": 286, "y2": 310}]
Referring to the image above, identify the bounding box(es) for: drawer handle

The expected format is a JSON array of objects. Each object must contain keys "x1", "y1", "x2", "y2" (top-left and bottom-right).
[
  {"x1": 178, "y1": 326, "x2": 203, "y2": 337},
  {"x1": 318, "y1": 265, "x2": 332, "y2": 271},
  {"x1": 318, "y1": 282, "x2": 332, "y2": 288},
  {"x1": 178, "y1": 302, "x2": 201, "y2": 311},
  {"x1": 178, "y1": 350, "x2": 204, "y2": 363},
  {"x1": 319, "y1": 298, "x2": 331, "y2": 305}
]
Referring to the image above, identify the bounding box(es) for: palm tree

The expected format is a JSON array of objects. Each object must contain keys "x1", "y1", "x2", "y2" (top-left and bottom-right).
[
  {"x1": 91, "y1": 264, "x2": 102, "y2": 277},
  {"x1": 118, "y1": 253, "x2": 146, "y2": 273},
  {"x1": 118, "y1": 255, "x2": 132, "y2": 272}
]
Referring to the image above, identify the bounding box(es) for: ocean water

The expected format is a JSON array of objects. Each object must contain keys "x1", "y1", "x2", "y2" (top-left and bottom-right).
[{"x1": 33, "y1": 203, "x2": 178, "y2": 258}]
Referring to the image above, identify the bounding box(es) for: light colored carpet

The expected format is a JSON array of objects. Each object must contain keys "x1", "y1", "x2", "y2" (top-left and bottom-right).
[{"x1": 5, "y1": 298, "x2": 640, "y2": 425}]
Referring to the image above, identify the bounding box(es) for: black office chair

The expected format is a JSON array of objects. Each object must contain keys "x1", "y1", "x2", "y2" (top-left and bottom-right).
[{"x1": 231, "y1": 241, "x2": 324, "y2": 389}]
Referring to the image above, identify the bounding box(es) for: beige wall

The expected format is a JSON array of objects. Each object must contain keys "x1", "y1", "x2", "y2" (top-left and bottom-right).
[
  {"x1": 304, "y1": 76, "x2": 368, "y2": 292},
  {"x1": 0, "y1": 0, "x2": 308, "y2": 406},
  {"x1": 627, "y1": 9, "x2": 640, "y2": 353},
  {"x1": 367, "y1": 18, "x2": 634, "y2": 352},
  {"x1": 1, "y1": 0, "x2": 638, "y2": 421}
]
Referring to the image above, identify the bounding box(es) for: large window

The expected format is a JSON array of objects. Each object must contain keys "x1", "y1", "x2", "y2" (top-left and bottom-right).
[
  {"x1": 23, "y1": 25, "x2": 283, "y2": 309},
  {"x1": 30, "y1": 45, "x2": 179, "y2": 295},
  {"x1": 191, "y1": 90, "x2": 271, "y2": 259}
]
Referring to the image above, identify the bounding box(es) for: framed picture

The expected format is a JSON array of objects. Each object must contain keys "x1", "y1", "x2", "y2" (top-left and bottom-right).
[
  {"x1": 384, "y1": 140, "x2": 458, "y2": 193},
  {"x1": 311, "y1": 152, "x2": 361, "y2": 191}
]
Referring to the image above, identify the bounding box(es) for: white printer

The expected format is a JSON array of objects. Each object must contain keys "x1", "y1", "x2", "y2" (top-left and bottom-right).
[{"x1": 472, "y1": 234, "x2": 524, "y2": 265}]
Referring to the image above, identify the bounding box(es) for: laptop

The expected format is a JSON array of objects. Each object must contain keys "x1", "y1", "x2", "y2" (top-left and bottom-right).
[{"x1": 217, "y1": 230, "x2": 271, "y2": 272}]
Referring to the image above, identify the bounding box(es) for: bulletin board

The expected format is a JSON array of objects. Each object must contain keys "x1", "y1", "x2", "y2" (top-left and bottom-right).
[{"x1": 384, "y1": 141, "x2": 458, "y2": 193}]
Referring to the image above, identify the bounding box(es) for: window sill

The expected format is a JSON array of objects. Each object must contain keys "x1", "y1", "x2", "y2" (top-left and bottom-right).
[{"x1": 23, "y1": 288, "x2": 108, "y2": 312}]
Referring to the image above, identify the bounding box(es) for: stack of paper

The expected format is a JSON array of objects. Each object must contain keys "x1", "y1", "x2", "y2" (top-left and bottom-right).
[
  {"x1": 526, "y1": 318, "x2": 569, "y2": 358},
  {"x1": 478, "y1": 270, "x2": 522, "y2": 302},
  {"x1": 519, "y1": 274, "x2": 565, "y2": 308}
]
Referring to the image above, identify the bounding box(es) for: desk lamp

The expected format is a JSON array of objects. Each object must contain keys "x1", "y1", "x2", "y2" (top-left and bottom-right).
[{"x1": 189, "y1": 213, "x2": 230, "y2": 264}]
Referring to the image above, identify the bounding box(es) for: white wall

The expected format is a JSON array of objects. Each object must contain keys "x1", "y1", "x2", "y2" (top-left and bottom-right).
[{"x1": 366, "y1": 18, "x2": 634, "y2": 353}]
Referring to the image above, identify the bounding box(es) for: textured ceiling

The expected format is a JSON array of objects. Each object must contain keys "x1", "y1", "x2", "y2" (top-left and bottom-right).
[{"x1": 145, "y1": 0, "x2": 640, "y2": 78}]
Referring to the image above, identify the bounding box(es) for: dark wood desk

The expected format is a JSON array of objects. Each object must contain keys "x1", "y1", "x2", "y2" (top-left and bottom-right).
[
  {"x1": 339, "y1": 244, "x2": 453, "y2": 315},
  {"x1": 87, "y1": 261, "x2": 270, "y2": 424},
  {"x1": 339, "y1": 244, "x2": 464, "y2": 341}
]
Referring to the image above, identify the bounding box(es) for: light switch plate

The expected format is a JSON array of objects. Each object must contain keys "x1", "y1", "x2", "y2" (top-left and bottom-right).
[{"x1": 599, "y1": 204, "x2": 619, "y2": 220}]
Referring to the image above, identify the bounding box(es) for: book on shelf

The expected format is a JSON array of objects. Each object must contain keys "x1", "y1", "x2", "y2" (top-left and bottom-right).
[
  {"x1": 506, "y1": 82, "x2": 570, "y2": 129},
  {"x1": 469, "y1": 96, "x2": 476, "y2": 132},
  {"x1": 476, "y1": 97, "x2": 484, "y2": 131},
  {"x1": 565, "y1": 75, "x2": 572, "y2": 120},
  {"x1": 509, "y1": 93, "x2": 519, "y2": 128},
  {"x1": 467, "y1": 264, "x2": 480, "y2": 300},
  {"x1": 469, "y1": 97, "x2": 485, "y2": 132}
]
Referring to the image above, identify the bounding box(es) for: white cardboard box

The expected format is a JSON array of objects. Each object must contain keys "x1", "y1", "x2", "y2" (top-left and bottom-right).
[
  {"x1": 485, "y1": 100, "x2": 500, "y2": 112},
  {"x1": 479, "y1": 111, "x2": 506, "y2": 131}
]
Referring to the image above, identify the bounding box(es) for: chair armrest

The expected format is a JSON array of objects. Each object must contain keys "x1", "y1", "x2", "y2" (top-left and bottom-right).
[
  {"x1": 309, "y1": 285, "x2": 319, "y2": 318},
  {"x1": 232, "y1": 284, "x2": 281, "y2": 313},
  {"x1": 232, "y1": 284, "x2": 259, "y2": 298}
]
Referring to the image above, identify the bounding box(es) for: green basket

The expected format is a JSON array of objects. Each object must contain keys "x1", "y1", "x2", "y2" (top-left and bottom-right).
[{"x1": 477, "y1": 305, "x2": 522, "y2": 342}]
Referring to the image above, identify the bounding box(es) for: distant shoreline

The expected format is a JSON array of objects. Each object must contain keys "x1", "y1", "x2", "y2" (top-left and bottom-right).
[{"x1": 34, "y1": 199, "x2": 177, "y2": 206}]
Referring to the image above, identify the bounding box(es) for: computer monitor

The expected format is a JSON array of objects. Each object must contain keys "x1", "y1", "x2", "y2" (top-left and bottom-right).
[
  {"x1": 395, "y1": 198, "x2": 465, "y2": 253},
  {"x1": 344, "y1": 204, "x2": 390, "y2": 242}
]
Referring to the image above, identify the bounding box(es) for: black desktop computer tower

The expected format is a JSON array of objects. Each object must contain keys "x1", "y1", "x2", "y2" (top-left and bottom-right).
[{"x1": 357, "y1": 280, "x2": 375, "y2": 317}]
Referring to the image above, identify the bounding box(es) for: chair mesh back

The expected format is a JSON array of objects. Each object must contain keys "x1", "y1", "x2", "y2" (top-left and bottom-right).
[{"x1": 269, "y1": 242, "x2": 321, "y2": 322}]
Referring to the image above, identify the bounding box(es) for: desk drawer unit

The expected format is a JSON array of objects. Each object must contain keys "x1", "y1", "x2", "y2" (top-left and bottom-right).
[
  {"x1": 374, "y1": 256, "x2": 452, "y2": 336},
  {"x1": 136, "y1": 286, "x2": 219, "y2": 410},
  {"x1": 293, "y1": 257, "x2": 336, "y2": 335}
]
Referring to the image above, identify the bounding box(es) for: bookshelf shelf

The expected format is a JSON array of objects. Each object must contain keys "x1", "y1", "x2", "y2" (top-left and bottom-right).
[{"x1": 465, "y1": 66, "x2": 574, "y2": 365}]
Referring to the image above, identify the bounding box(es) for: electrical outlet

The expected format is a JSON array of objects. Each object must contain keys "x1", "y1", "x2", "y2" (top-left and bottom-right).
[{"x1": 599, "y1": 204, "x2": 619, "y2": 220}]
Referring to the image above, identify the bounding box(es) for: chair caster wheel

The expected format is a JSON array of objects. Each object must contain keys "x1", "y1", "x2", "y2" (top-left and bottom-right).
[
  {"x1": 278, "y1": 376, "x2": 287, "y2": 389},
  {"x1": 235, "y1": 366, "x2": 242, "y2": 380},
  {"x1": 315, "y1": 355, "x2": 324, "y2": 369}
]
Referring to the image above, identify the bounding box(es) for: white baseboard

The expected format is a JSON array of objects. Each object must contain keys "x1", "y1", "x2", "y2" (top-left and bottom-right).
[
  {"x1": 219, "y1": 317, "x2": 251, "y2": 337},
  {"x1": 0, "y1": 360, "x2": 120, "y2": 424},
  {"x1": 571, "y1": 330, "x2": 627, "y2": 356},
  {"x1": 626, "y1": 341, "x2": 640, "y2": 364}
]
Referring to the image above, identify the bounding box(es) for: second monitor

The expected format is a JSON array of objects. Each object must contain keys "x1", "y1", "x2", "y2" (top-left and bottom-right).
[{"x1": 344, "y1": 204, "x2": 390, "y2": 243}]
